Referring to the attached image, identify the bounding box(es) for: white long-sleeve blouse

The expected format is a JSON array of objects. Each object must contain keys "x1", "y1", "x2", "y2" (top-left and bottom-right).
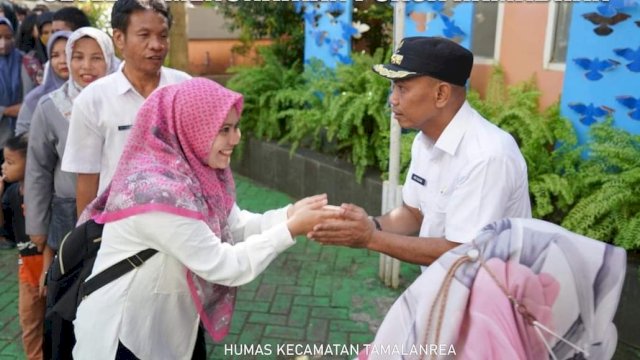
[{"x1": 73, "y1": 204, "x2": 293, "y2": 360}]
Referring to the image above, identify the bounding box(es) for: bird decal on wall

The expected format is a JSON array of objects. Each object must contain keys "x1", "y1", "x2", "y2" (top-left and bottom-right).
[
  {"x1": 304, "y1": 9, "x2": 321, "y2": 28},
  {"x1": 614, "y1": 47, "x2": 640, "y2": 72},
  {"x1": 616, "y1": 96, "x2": 640, "y2": 120},
  {"x1": 568, "y1": 102, "x2": 614, "y2": 125},
  {"x1": 326, "y1": 3, "x2": 345, "y2": 24},
  {"x1": 440, "y1": 14, "x2": 466, "y2": 42},
  {"x1": 340, "y1": 21, "x2": 357, "y2": 41},
  {"x1": 596, "y1": 0, "x2": 638, "y2": 17},
  {"x1": 582, "y1": 12, "x2": 631, "y2": 36},
  {"x1": 573, "y1": 57, "x2": 620, "y2": 80},
  {"x1": 405, "y1": 2, "x2": 457, "y2": 33},
  {"x1": 311, "y1": 29, "x2": 328, "y2": 47}
]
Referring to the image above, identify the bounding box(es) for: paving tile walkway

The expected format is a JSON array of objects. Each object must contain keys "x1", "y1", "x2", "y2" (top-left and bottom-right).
[{"x1": 0, "y1": 175, "x2": 420, "y2": 360}]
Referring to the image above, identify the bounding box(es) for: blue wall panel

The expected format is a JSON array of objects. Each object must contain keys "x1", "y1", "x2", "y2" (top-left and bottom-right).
[
  {"x1": 402, "y1": 1, "x2": 474, "y2": 50},
  {"x1": 561, "y1": 2, "x2": 640, "y2": 144},
  {"x1": 301, "y1": 1, "x2": 354, "y2": 68},
  {"x1": 300, "y1": 1, "x2": 475, "y2": 68}
]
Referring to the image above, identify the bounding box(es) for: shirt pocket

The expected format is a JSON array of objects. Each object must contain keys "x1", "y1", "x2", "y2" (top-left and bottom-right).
[{"x1": 418, "y1": 185, "x2": 449, "y2": 237}]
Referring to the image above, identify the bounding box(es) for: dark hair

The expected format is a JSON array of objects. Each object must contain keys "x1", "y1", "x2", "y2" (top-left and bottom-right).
[
  {"x1": 13, "y1": 3, "x2": 28, "y2": 17},
  {"x1": 53, "y1": 7, "x2": 91, "y2": 30},
  {"x1": 111, "y1": 0, "x2": 171, "y2": 33},
  {"x1": 16, "y1": 13, "x2": 38, "y2": 53},
  {"x1": 4, "y1": 134, "x2": 28, "y2": 157},
  {"x1": 36, "y1": 11, "x2": 53, "y2": 34},
  {"x1": 33, "y1": 4, "x2": 50, "y2": 15},
  {"x1": 0, "y1": 1, "x2": 18, "y2": 31}
]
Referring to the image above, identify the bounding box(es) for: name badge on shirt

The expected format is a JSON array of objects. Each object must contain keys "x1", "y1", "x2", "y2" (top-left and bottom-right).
[
  {"x1": 118, "y1": 125, "x2": 132, "y2": 131},
  {"x1": 411, "y1": 173, "x2": 426, "y2": 186}
]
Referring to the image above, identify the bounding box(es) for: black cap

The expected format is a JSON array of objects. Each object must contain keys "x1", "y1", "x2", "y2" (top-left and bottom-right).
[{"x1": 372, "y1": 36, "x2": 474, "y2": 86}]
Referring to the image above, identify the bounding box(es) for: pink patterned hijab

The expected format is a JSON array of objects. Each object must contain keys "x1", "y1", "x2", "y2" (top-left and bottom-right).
[{"x1": 82, "y1": 77, "x2": 243, "y2": 342}]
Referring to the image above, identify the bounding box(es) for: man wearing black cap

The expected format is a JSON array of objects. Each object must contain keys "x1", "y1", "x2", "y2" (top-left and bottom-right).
[{"x1": 310, "y1": 37, "x2": 531, "y2": 267}]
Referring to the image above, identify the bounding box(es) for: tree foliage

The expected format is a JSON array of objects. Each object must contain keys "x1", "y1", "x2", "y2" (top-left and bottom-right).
[
  {"x1": 75, "y1": 0, "x2": 111, "y2": 32},
  {"x1": 352, "y1": 1, "x2": 393, "y2": 54},
  {"x1": 212, "y1": 3, "x2": 304, "y2": 69}
]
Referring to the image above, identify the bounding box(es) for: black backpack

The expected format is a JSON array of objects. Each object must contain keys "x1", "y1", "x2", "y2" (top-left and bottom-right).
[{"x1": 44, "y1": 219, "x2": 156, "y2": 359}]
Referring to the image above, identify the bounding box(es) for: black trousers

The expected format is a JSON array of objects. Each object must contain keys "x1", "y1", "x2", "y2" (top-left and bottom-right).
[{"x1": 115, "y1": 325, "x2": 207, "y2": 360}]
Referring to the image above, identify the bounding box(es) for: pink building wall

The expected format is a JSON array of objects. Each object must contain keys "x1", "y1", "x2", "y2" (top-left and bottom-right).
[{"x1": 470, "y1": 4, "x2": 565, "y2": 109}]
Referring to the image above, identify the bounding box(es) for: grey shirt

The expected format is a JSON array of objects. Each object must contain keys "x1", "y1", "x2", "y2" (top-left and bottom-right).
[{"x1": 25, "y1": 95, "x2": 77, "y2": 235}]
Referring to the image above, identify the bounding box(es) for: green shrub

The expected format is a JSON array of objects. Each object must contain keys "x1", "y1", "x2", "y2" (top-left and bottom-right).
[
  {"x1": 211, "y1": 3, "x2": 304, "y2": 68},
  {"x1": 227, "y1": 46, "x2": 304, "y2": 141},
  {"x1": 562, "y1": 120, "x2": 640, "y2": 250},
  {"x1": 228, "y1": 47, "x2": 415, "y2": 182},
  {"x1": 319, "y1": 49, "x2": 394, "y2": 180}
]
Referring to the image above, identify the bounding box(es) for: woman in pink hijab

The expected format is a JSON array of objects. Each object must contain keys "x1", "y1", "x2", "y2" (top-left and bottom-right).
[{"x1": 72, "y1": 78, "x2": 339, "y2": 359}]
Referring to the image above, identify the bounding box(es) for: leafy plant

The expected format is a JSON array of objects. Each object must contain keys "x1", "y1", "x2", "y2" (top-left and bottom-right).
[
  {"x1": 211, "y1": 3, "x2": 303, "y2": 68},
  {"x1": 562, "y1": 120, "x2": 640, "y2": 250},
  {"x1": 226, "y1": 46, "x2": 304, "y2": 141},
  {"x1": 313, "y1": 48, "x2": 393, "y2": 180},
  {"x1": 276, "y1": 59, "x2": 341, "y2": 153},
  {"x1": 228, "y1": 47, "x2": 409, "y2": 182}
]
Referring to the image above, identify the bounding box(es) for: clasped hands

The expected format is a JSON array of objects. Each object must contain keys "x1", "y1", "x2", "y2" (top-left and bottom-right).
[{"x1": 286, "y1": 194, "x2": 375, "y2": 248}]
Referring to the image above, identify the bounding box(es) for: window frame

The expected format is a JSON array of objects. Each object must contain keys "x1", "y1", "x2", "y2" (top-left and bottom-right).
[
  {"x1": 543, "y1": 2, "x2": 572, "y2": 71},
  {"x1": 473, "y1": 3, "x2": 504, "y2": 65}
]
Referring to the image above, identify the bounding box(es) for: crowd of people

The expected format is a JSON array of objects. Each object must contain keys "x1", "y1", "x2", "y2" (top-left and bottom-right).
[
  {"x1": 2, "y1": 0, "x2": 549, "y2": 359},
  {"x1": 1, "y1": 2, "x2": 104, "y2": 358}
]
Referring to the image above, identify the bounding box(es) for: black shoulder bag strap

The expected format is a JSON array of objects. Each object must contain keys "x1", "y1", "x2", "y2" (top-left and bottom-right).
[{"x1": 81, "y1": 248, "x2": 158, "y2": 299}]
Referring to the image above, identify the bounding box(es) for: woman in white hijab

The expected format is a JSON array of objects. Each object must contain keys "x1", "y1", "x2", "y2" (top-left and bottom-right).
[{"x1": 23, "y1": 27, "x2": 119, "y2": 357}]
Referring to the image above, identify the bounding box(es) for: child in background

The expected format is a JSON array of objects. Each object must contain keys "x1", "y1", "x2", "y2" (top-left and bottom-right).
[{"x1": 1, "y1": 134, "x2": 46, "y2": 360}]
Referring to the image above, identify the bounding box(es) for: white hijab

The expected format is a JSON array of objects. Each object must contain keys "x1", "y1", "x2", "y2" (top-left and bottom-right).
[{"x1": 49, "y1": 27, "x2": 120, "y2": 120}]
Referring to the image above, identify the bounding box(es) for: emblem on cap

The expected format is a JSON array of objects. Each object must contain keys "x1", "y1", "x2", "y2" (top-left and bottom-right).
[
  {"x1": 372, "y1": 64, "x2": 416, "y2": 79},
  {"x1": 391, "y1": 54, "x2": 403, "y2": 65}
]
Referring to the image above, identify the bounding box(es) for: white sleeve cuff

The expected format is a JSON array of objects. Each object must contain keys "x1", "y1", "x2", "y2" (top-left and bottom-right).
[
  {"x1": 260, "y1": 205, "x2": 290, "y2": 230},
  {"x1": 261, "y1": 222, "x2": 295, "y2": 253}
]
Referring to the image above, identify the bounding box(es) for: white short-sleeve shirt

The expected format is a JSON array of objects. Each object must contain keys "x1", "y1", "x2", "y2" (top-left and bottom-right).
[
  {"x1": 61, "y1": 63, "x2": 191, "y2": 193},
  {"x1": 402, "y1": 101, "x2": 531, "y2": 246}
]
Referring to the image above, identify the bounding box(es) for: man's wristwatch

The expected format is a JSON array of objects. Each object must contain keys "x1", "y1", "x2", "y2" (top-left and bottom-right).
[{"x1": 369, "y1": 216, "x2": 382, "y2": 231}]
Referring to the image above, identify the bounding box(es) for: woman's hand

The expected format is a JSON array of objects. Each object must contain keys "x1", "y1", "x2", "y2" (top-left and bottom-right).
[
  {"x1": 287, "y1": 194, "x2": 328, "y2": 219},
  {"x1": 286, "y1": 194, "x2": 342, "y2": 237}
]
